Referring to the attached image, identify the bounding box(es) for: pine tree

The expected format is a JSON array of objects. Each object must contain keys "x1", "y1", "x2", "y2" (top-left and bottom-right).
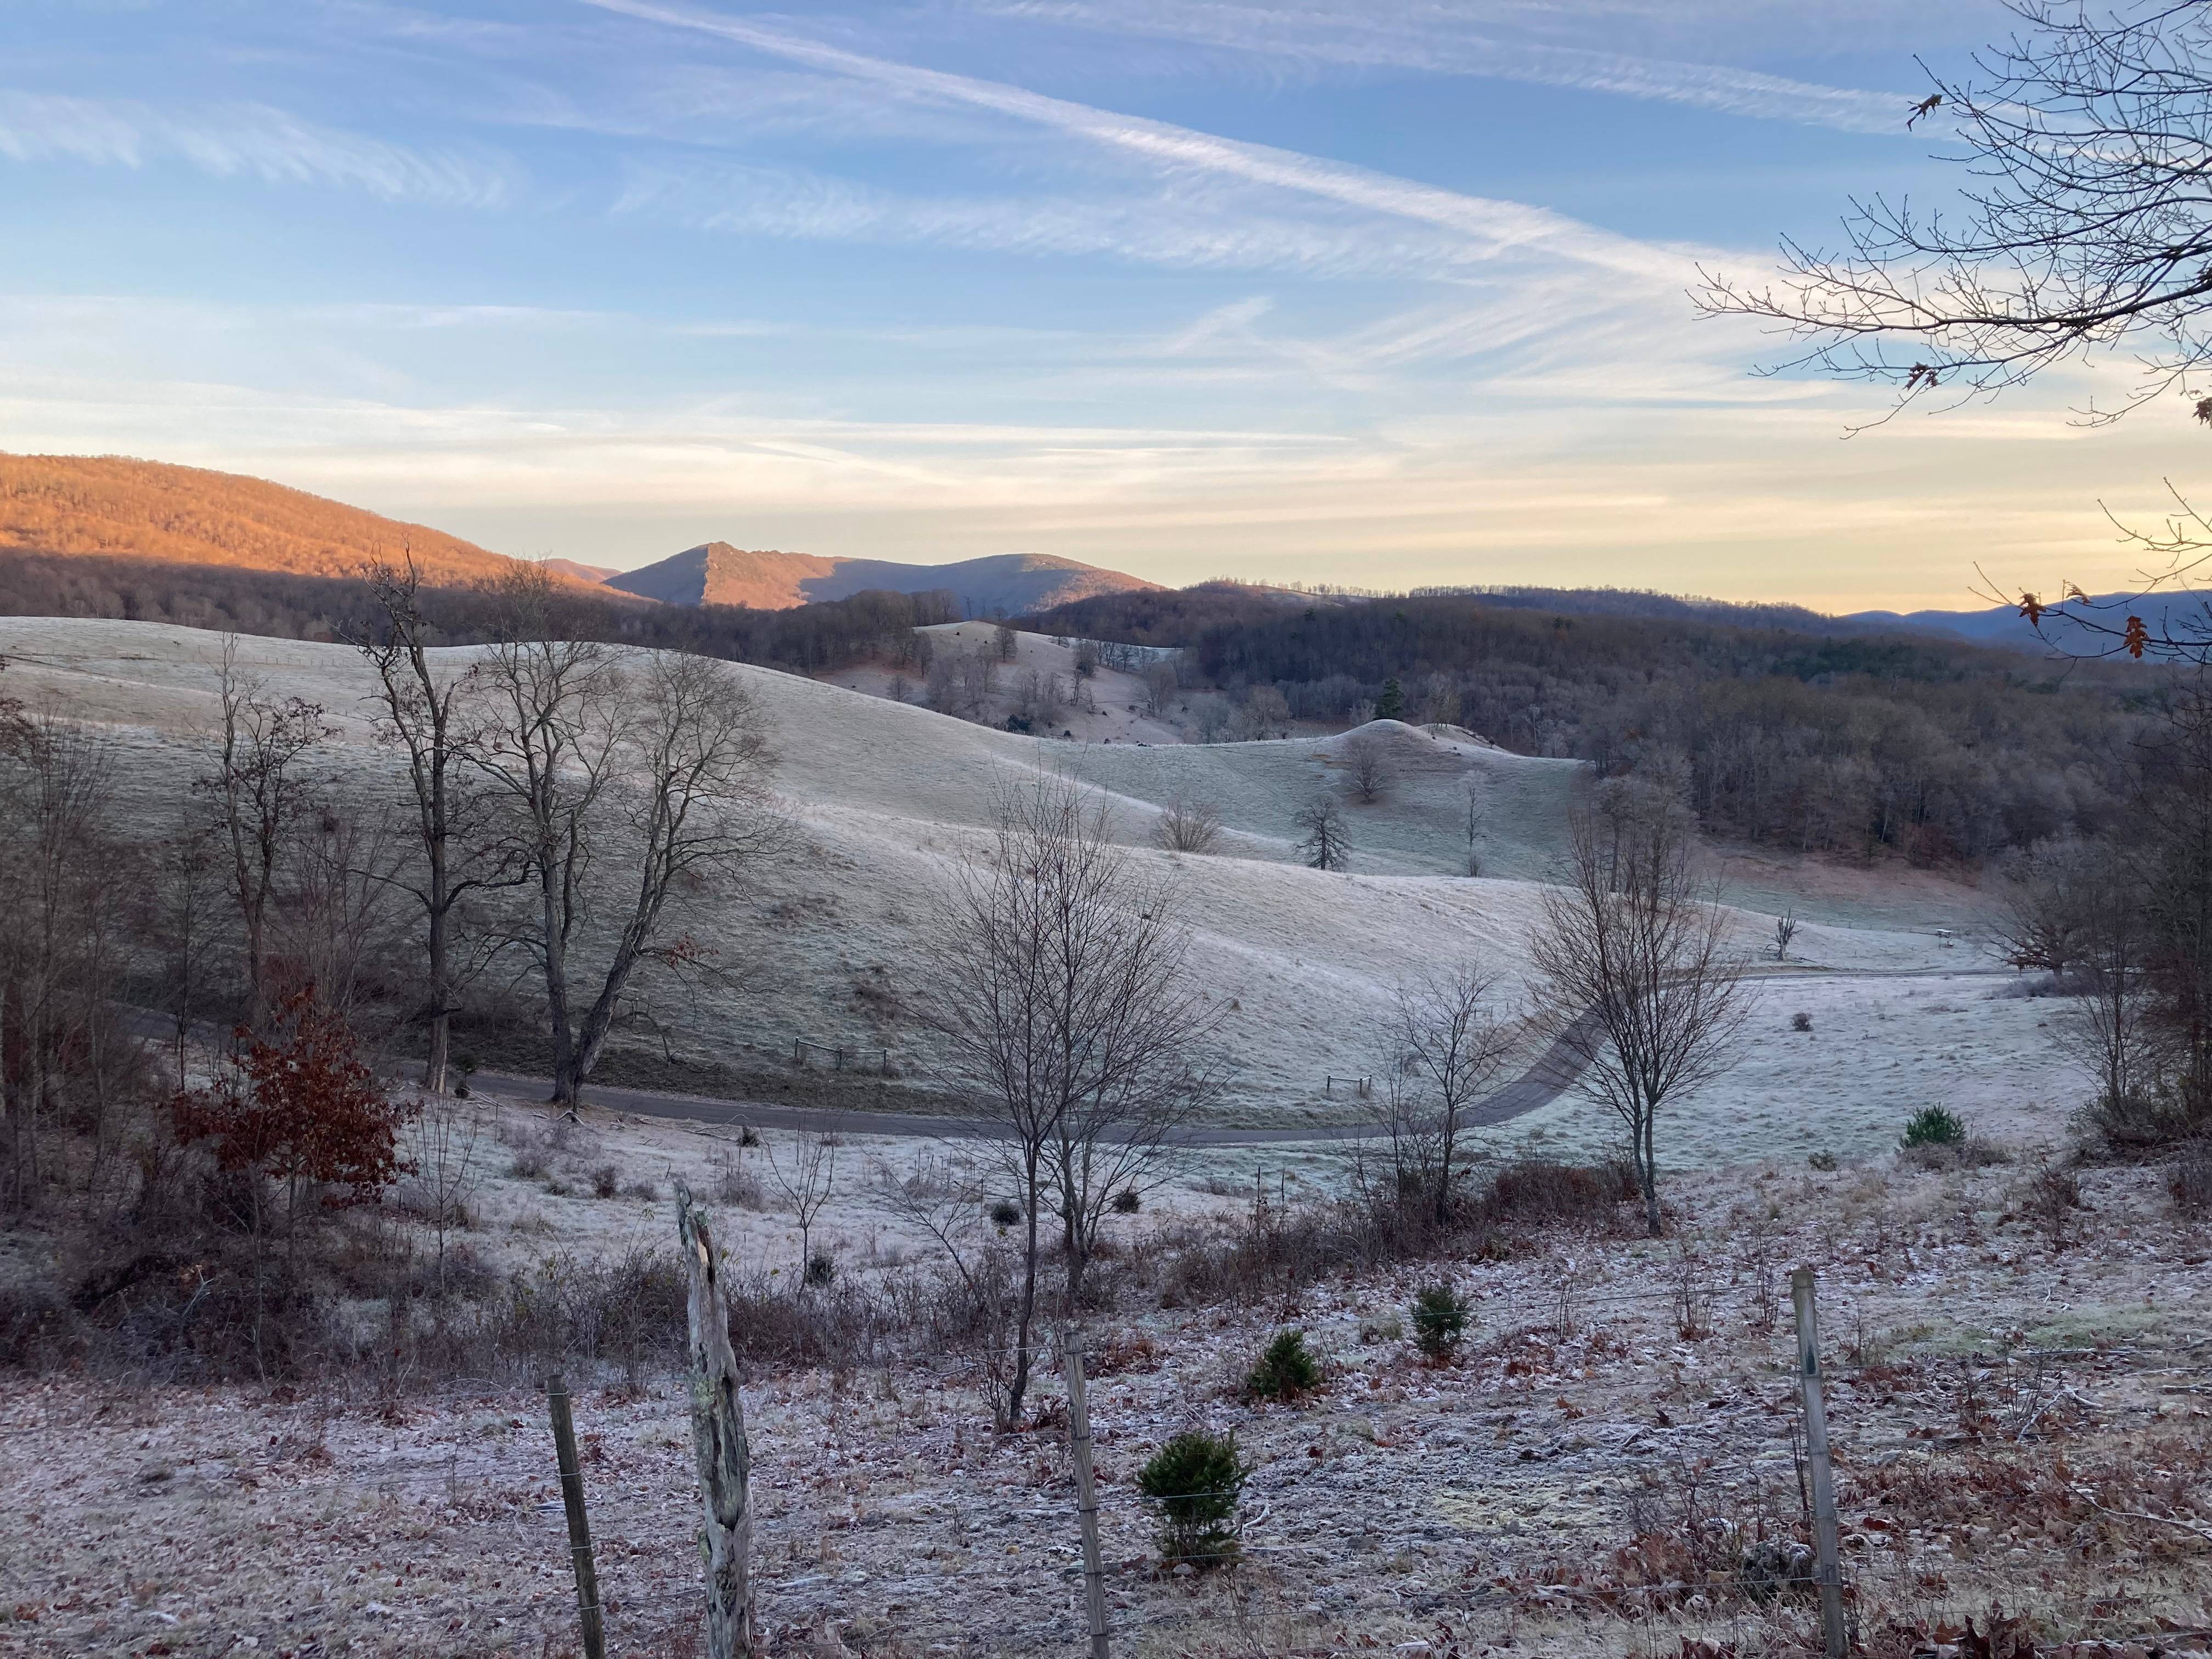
[{"x1": 1375, "y1": 677, "x2": 1404, "y2": 721}]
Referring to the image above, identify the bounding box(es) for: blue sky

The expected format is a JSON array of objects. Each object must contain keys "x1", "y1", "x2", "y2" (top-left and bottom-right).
[{"x1": 4, "y1": 0, "x2": 2202, "y2": 607}]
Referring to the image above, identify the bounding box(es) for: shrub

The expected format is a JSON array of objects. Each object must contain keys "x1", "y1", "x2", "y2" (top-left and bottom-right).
[
  {"x1": 1411, "y1": 1283, "x2": 1471, "y2": 1360},
  {"x1": 2079, "y1": 1091, "x2": 2208, "y2": 1153},
  {"x1": 805, "y1": 1251, "x2": 838, "y2": 1288},
  {"x1": 1807, "y1": 1150, "x2": 1838, "y2": 1172},
  {"x1": 988, "y1": 1198, "x2": 1022, "y2": 1228},
  {"x1": 1900, "y1": 1105, "x2": 1967, "y2": 1149},
  {"x1": 1485, "y1": 1159, "x2": 1634, "y2": 1225},
  {"x1": 1111, "y1": 1188, "x2": 1142, "y2": 1215},
  {"x1": 1791, "y1": 1011, "x2": 1813, "y2": 1033},
  {"x1": 712, "y1": 1150, "x2": 763, "y2": 1209},
  {"x1": 1245, "y1": 1328, "x2": 1320, "y2": 1400},
  {"x1": 591, "y1": 1163, "x2": 620, "y2": 1199},
  {"x1": 509, "y1": 1145, "x2": 550, "y2": 1180},
  {"x1": 2172, "y1": 1144, "x2": 2212, "y2": 1215},
  {"x1": 1138, "y1": 1430, "x2": 1249, "y2": 1567}
]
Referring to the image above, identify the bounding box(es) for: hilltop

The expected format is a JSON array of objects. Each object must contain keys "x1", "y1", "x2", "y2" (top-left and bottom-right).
[
  {"x1": 0, "y1": 452, "x2": 607, "y2": 594},
  {"x1": 608, "y1": 541, "x2": 1157, "y2": 614}
]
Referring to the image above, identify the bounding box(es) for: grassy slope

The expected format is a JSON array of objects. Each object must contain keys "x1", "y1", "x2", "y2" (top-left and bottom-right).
[{"x1": 0, "y1": 616, "x2": 1987, "y2": 1125}]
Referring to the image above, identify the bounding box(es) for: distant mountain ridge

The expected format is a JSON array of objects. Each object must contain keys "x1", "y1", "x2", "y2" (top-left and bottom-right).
[
  {"x1": 0, "y1": 452, "x2": 608, "y2": 595},
  {"x1": 1843, "y1": 590, "x2": 2212, "y2": 653},
  {"x1": 606, "y1": 541, "x2": 1159, "y2": 614}
]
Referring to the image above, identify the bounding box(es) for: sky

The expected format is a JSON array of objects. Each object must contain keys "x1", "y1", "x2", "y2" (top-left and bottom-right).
[{"x1": 5, "y1": 0, "x2": 2209, "y2": 610}]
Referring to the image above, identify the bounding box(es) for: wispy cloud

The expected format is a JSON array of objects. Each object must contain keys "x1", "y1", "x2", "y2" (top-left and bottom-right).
[
  {"x1": 614, "y1": 156, "x2": 1592, "y2": 280},
  {"x1": 980, "y1": 2, "x2": 1918, "y2": 135},
  {"x1": 0, "y1": 91, "x2": 517, "y2": 207},
  {"x1": 580, "y1": 0, "x2": 1697, "y2": 286}
]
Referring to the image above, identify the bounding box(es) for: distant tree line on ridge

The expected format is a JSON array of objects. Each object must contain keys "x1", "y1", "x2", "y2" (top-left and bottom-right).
[
  {"x1": 1025, "y1": 587, "x2": 2155, "y2": 866},
  {"x1": 0, "y1": 548, "x2": 956, "y2": 674}
]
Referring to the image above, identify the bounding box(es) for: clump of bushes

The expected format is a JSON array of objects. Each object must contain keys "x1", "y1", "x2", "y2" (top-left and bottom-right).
[
  {"x1": 1244, "y1": 1328, "x2": 1319, "y2": 1400},
  {"x1": 805, "y1": 1252, "x2": 838, "y2": 1288},
  {"x1": 1411, "y1": 1283, "x2": 1471, "y2": 1361},
  {"x1": 2174, "y1": 1144, "x2": 2212, "y2": 1215},
  {"x1": 1791, "y1": 1011, "x2": 1813, "y2": 1033},
  {"x1": 1138, "y1": 1430, "x2": 1249, "y2": 1567},
  {"x1": 1901, "y1": 1105, "x2": 1967, "y2": 1149},
  {"x1": 2079, "y1": 1091, "x2": 2207, "y2": 1154},
  {"x1": 1111, "y1": 1188, "x2": 1142, "y2": 1214},
  {"x1": 988, "y1": 1198, "x2": 1022, "y2": 1228},
  {"x1": 1807, "y1": 1150, "x2": 1838, "y2": 1172}
]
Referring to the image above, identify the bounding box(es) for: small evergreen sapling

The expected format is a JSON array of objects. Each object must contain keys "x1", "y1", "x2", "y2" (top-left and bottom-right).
[
  {"x1": 1138, "y1": 1430, "x2": 1250, "y2": 1567},
  {"x1": 1411, "y1": 1283, "x2": 1472, "y2": 1361},
  {"x1": 1245, "y1": 1328, "x2": 1319, "y2": 1399}
]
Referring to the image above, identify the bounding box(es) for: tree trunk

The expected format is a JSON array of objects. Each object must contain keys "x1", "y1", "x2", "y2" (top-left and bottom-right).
[
  {"x1": 675, "y1": 1184, "x2": 755, "y2": 1657},
  {"x1": 542, "y1": 868, "x2": 578, "y2": 1108},
  {"x1": 1639, "y1": 1110, "x2": 1662, "y2": 1237},
  {"x1": 424, "y1": 839, "x2": 450, "y2": 1094},
  {"x1": 1004, "y1": 1171, "x2": 1040, "y2": 1430}
]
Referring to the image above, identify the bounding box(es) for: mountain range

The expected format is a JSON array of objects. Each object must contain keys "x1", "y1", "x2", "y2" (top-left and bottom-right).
[
  {"x1": 2, "y1": 451, "x2": 2192, "y2": 657},
  {"x1": 602, "y1": 541, "x2": 1156, "y2": 615}
]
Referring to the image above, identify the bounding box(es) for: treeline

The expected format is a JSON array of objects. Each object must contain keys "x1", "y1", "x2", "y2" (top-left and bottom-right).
[
  {"x1": 0, "y1": 567, "x2": 801, "y2": 1374},
  {"x1": 1028, "y1": 589, "x2": 2154, "y2": 864},
  {"x1": 0, "y1": 549, "x2": 954, "y2": 673}
]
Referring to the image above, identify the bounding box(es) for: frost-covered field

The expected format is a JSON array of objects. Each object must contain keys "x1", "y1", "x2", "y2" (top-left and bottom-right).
[
  {"x1": 0, "y1": 616, "x2": 2010, "y2": 1135},
  {"x1": 7, "y1": 1156, "x2": 2207, "y2": 1658}
]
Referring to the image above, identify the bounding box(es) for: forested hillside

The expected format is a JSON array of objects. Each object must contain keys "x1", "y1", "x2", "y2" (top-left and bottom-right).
[
  {"x1": 0, "y1": 549, "x2": 956, "y2": 675},
  {"x1": 0, "y1": 453, "x2": 605, "y2": 591},
  {"x1": 1030, "y1": 588, "x2": 2154, "y2": 864}
]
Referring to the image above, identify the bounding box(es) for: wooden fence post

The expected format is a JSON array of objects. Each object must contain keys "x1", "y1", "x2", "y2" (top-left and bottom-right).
[
  {"x1": 544, "y1": 1375, "x2": 605, "y2": 1659},
  {"x1": 1061, "y1": 1330, "x2": 1112, "y2": 1659},
  {"x1": 1791, "y1": 1266, "x2": 1848, "y2": 1659},
  {"x1": 676, "y1": 1181, "x2": 757, "y2": 1658}
]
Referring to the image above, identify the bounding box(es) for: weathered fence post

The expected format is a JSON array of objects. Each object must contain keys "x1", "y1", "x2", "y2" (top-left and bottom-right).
[
  {"x1": 676, "y1": 1181, "x2": 756, "y2": 1658},
  {"x1": 1791, "y1": 1266, "x2": 1848, "y2": 1659},
  {"x1": 544, "y1": 1374, "x2": 605, "y2": 1659},
  {"x1": 1061, "y1": 1329, "x2": 1113, "y2": 1659}
]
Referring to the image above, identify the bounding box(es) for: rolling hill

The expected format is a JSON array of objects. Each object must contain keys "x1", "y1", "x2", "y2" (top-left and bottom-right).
[
  {"x1": 0, "y1": 614, "x2": 2020, "y2": 1156},
  {"x1": 606, "y1": 541, "x2": 1158, "y2": 614},
  {"x1": 0, "y1": 452, "x2": 609, "y2": 595}
]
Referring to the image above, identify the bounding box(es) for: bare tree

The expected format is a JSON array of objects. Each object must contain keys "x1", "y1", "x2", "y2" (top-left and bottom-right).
[
  {"x1": 1156, "y1": 792, "x2": 1224, "y2": 854},
  {"x1": 1773, "y1": 906, "x2": 1799, "y2": 962},
  {"x1": 1530, "y1": 806, "x2": 1752, "y2": 1237},
  {"x1": 403, "y1": 1097, "x2": 483, "y2": 1299},
  {"x1": 920, "y1": 777, "x2": 1221, "y2": 1426},
  {"x1": 0, "y1": 713, "x2": 139, "y2": 1205},
  {"x1": 1698, "y1": 2, "x2": 2212, "y2": 420},
  {"x1": 764, "y1": 1130, "x2": 839, "y2": 1280},
  {"x1": 278, "y1": 808, "x2": 405, "y2": 1025},
  {"x1": 352, "y1": 555, "x2": 513, "y2": 1092},
  {"x1": 1141, "y1": 662, "x2": 1178, "y2": 718},
  {"x1": 1345, "y1": 730, "x2": 1392, "y2": 803},
  {"x1": 469, "y1": 606, "x2": 784, "y2": 1109},
  {"x1": 1464, "y1": 780, "x2": 1485, "y2": 877},
  {"x1": 1189, "y1": 695, "x2": 1233, "y2": 743},
  {"x1": 1293, "y1": 793, "x2": 1352, "y2": 871},
  {"x1": 152, "y1": 809, "x2": 224, "y2": 1087},
  {"x1": 2055, "y1": 867, "x2": 2164, "y2": 1113},
  {"x1": 1380, "y1": 962, "x2": 1519, "y2": 1228},
  {"x1": 1993, "y1": 836, "x2": 2104, "y2": 973},
  {"x1": 1240, "y1": 685, "x2": 1292, "y2": 740},
  {"x1": 204, "y1": 637, "x2": 334, "y2": 1024}
]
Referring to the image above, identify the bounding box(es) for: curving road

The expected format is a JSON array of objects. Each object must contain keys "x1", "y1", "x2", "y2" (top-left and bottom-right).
[{"x1": 129, "y1": 960, "x2": 2003, "y2": 1149}]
